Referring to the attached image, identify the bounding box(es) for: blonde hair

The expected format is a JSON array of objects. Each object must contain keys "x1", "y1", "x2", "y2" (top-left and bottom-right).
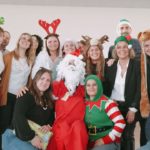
[
  {"x1": 112, "y1": 45, "x2": 135, "y2": 60},
  {"x1": 14, "y1": 33, "x2": 33, "y2": 65}
]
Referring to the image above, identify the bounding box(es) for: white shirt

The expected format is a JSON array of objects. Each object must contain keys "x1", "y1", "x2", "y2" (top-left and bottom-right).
[
  {"x1": 110, "y1": 61, "x2": 129, "y2": 102},
  {"x1": 0, "y1": 51, "x2": 4, "y2": 74},
  {"x1": 32, "y1": 50, "x2": 62, "y2": 80},
  {"x1": 8, "y1": 57, "x2": 31, "y2": 94}
]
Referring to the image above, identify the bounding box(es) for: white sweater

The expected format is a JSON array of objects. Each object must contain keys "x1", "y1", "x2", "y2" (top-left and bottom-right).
[
  {"x1": 32, "y1": 50, "x2": 62, "y2": 80},
  {"x1": 0, "y1": 51, "x2": 4, "y2": 74}
]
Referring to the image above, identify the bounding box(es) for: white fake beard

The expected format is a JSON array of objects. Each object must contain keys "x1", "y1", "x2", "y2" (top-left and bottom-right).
[{"x1": 63, "y1": 65, "x2": 81, "y2": 95}]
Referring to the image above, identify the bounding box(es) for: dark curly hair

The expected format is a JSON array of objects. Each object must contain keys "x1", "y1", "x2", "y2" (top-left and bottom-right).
[{"x1": 32, "y1": 34, "x2": 43, "y2": 56}]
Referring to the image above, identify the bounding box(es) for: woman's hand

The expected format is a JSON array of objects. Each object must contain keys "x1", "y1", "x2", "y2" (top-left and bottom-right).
[
  {"x1": 126, "y1": 110, "x2": 135, "y2": 124},
  {"x1": 31, "y1": 135, "x2": 43, "y2": 149},
  {"x1": 106, "y1": 59, "x2": 115, "y2": 67},
  {"x1": 94, "y1": 138, "x2": 104, "y2": 146},
  {"x1": 39, "y1": 125, "x2": 52, "y2": 133},
  {"x1": 16, "y1": 86, "x2": 28, "y2": 98}
]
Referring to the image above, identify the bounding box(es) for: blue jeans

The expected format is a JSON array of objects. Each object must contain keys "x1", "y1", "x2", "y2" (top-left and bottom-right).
[
  {"x1": 145, "y1": 116, "x2": 150, "y2": 140},
  {"x1": 91, "y1": 142, "x2": 120, "y2": 150},
  {"x1": 137, "y1": 141, "x2": 150, "y2": 150},
  {"x1": 137, "y1": 116, "x2": 150, "y2": 150},
  {"x1": 2, "y1": 129, "x2": 37, "y2": 150}
]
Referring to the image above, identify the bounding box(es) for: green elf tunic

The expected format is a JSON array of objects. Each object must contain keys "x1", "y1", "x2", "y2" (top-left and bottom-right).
[{"x1": 84, "y1": 75, "x2": 125, "y2": 144}]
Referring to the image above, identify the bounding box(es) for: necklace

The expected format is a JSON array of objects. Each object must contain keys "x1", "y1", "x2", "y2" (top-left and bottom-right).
[
  {"x1": 40, "y1": 100, "x2": 48, "y2": 110},
  {"x1": 43, "y1": 106, "x2": 48, "y2": 110}
]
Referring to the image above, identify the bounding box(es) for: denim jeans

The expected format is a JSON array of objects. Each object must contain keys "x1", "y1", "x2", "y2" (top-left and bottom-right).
[
  {"x1": 145, "y1": 116, "x2": 150, "y2": 140},
  {"x1": 91, "y1": 142, "x2": 120, "y2": 150},
  {"x1": 2, "y1": 129, "x2": 37, "y2": 150},
  {"x1": 137, "y1": 116, "x2": 150, "y2": 150},
  {"x1": 137, "y1": 141, "x2": 150, "y2": 150}
]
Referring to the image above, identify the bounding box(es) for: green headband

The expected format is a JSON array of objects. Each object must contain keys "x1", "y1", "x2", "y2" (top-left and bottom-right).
[
  {"x1": 85, "y1": 75, "x2": 103, "y2": 101},
  {"x1": 115, "y1": 35, "x2": 132, "y2": 48}
]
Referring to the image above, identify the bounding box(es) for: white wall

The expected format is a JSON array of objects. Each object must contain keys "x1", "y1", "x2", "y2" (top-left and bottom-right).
[{"x1": 1, "y1": 4, "x2": 150, "y2": 57}]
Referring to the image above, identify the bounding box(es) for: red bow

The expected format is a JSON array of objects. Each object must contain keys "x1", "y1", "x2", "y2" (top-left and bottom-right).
[{"x1": 125, "y1": 35, "x2": 132, "y2": 41}]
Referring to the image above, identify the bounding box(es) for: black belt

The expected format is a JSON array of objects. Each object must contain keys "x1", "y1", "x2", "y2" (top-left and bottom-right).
[{"x1": 88, "y1": 126, "x2": 112, "y2": 135}]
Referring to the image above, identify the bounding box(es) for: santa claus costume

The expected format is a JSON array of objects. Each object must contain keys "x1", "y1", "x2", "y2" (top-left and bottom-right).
[{"x1": 47, "y1": 50, "x2": 88, "y2": 150}]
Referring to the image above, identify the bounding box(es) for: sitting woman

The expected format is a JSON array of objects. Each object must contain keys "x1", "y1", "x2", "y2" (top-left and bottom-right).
[
  {"x1": 84, "y1": 75, "x2": 125, "y2": 150},
  {"x1": 2, "y1": 68, "x2": 54, "y2": 150}
]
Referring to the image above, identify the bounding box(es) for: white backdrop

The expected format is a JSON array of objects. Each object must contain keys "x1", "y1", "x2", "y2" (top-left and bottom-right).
[{"x1": 1, "y1": 4, "x2": 150, "y2": 57}]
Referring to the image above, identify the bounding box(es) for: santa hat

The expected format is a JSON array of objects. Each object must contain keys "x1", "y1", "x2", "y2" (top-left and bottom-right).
[
  {"x1": 138, "y1": 30, "x2": 150, "y2": 117},
  {"x1": 116, "y1": 19, "x2": 132, "y2": 35},
  {"x1": 68, "y1": 49, "x2": 84, "y2": 60},
  {"x1": 114, "y1": 35, "x2": 132, "y2": 49},
  {"x1": 56, "y1": 48, "x2": 86, "y2": 91}
]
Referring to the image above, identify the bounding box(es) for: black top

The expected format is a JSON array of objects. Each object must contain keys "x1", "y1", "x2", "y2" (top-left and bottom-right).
[
  {"x1": 13, "y1": 92, "x2": 54, "y2": 141},
  {"x1": 103, "y1": 59, "x2": 141, "y2": 110},
  {"x1": 90, "y1": 64, "x2": 97, "y2": 75},
  {"x1": 147, "y1": 55, "x2": 150, "y2": 100}
]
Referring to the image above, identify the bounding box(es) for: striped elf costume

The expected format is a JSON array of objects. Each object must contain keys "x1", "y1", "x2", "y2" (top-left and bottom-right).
[{"x1": 84, "y1": 75, "x2": 126, "y2": 148}]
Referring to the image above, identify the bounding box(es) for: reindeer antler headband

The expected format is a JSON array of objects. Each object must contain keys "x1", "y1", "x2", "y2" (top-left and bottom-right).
[{"x1": 38, "y1": 18, "x2": 61, "y2": 35}]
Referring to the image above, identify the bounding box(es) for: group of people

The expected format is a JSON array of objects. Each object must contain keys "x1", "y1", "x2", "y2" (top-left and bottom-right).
[{"x1": 0, "y1": 18, "x2": 150, "y2": 150}]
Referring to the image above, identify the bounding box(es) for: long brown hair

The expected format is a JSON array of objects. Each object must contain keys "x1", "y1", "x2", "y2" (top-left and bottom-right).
[
  {"x1": 29, "y1": 67, "x2": 53, "y2": 108},
  {"x1": 14, "y1": 33, "x2": 33, "y2": 65},
  {"x1": 86, "y1": 45, "x2": 105, "y2": 80},
  {"x1": 45, "y1": 33, "x2": 60, "y2": 56}
]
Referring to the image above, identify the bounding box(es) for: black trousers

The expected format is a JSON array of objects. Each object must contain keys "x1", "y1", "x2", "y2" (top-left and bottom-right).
[
  {"x1": 117, "y1": 103, "x2": 136, "y2": 150},
  {"x1": 0, "y1": 93, "x2": 16, "y2": 150},
  {"x1": 136, "y1": 111, "x2": 147, "y2": 146}
]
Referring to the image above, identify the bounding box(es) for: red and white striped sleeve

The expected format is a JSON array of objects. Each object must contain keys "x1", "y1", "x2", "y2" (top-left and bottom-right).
[{"x1": 102, "y1": 99, "x2": 126, "y2": 144}]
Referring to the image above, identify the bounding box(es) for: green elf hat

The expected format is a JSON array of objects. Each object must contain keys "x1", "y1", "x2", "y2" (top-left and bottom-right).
[
  {"x1": 0, "y1": 17, "x2": 5, "y2": 25},
  {"x1": 85, "y1": 75, "x2": 103, "y2": 101},
  {"x1": 114, "y1": 35, "x2": 132, "y2": 49},
  {"x1": 116, "y1": 19, "x2": 132, "y2": 35}
]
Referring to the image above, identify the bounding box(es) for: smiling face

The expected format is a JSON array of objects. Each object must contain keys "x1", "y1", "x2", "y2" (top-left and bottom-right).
[
  {"x1": 32, "y1": 36, "x2": 39, "y2": 50},
  {"x1": 2, "y1": 31, "x2": 10, "y2": 48},
  {"x1": 115, "y1": 41, "x2": 130, "y2": 60},
  {"x1": 88, "y1": 45, "x2": 101, "y2": 61},
  {"x1": 18, "y1": 34, "x2": 31, "y2": 50},
  {"x1": 63, "y1": 41, "x2": 76, "y2": 56},
  {"x1": 46, "y1": 36, "x2": 59, "y2": 53},
  {"x1": 143, "y1": 40, "x2": 150, "y2": 56},
  {"x1": 0, "y1": 31, "x2": 4, "y2": 45},
  {"x1": 86, "y1": 79, "x2": 98, "y2": 100},
  {"x1": 120, "y1": 24, "x2": 132, "y2": 36},
  {"x1": 36, "y1": 72, "x2": 51, "y2": 94}
]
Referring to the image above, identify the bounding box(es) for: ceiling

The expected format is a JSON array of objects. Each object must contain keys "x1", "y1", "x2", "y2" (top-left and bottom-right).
[{"x1": 0, "y1": 0, "x2": 150, "y2": 8}]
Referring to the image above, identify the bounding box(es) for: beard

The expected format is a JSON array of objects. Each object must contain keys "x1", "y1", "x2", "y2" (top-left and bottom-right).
[{"x1": 63, "y1": 65, "x2": 81, "y2": 95}]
